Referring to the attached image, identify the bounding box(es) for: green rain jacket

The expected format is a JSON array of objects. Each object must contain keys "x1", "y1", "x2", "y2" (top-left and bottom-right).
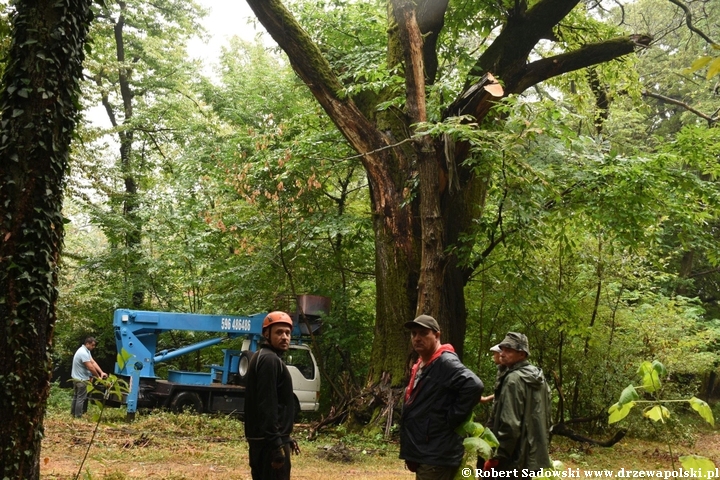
[{"x1": 491, "y1": 359, "x2": 552, "y2": 471}]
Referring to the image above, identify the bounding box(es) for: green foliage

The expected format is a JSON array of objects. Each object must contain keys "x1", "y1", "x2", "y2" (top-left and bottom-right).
[
  {"x1": 607, "y1": 361, "x2": 716, "y2": 473},
  {"x1": 689, "y1": 397, "x2": 715, "y2": 427},
  {"x1": 453, "y1": 414, "x2": 498, "y2": 479},
  {"x1": 684, "y1": 46, "x2": 720, "y2": 80},
  {"x1": 87, "y1": 374, "x2": 129, "y2": 410},
  {"x1": 679, "y1": 455, "x2": 718, "y2": 478},
  {"x1": 608, "y1": 401, "x2": 636, "y2": 424},
  {"x1": 463, "y1": 91, "x2": 720, "y2": 420}
]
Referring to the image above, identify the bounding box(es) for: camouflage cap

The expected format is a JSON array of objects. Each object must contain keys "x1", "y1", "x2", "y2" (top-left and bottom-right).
[{"x1": 498, "y1": 332, "x2": 530, "y2": 356}]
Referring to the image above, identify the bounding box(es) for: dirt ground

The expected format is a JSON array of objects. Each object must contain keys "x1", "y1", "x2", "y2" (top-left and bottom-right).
[
  {"x1": 40, "y1": 412, "x2": 719, "y2": 480},
  {"x1": 40, "y1": 414, "x2": 411, "y2": 480}
]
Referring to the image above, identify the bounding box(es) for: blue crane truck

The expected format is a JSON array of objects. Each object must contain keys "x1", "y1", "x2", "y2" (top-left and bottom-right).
[{"x1": 110, "y1": 295, "x2": 327, "y2": 420}]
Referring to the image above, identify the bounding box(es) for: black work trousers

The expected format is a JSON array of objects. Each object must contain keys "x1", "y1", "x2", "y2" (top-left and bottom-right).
[{"x1": 248, "y1": 441, "x2": 291, "y2": 480}]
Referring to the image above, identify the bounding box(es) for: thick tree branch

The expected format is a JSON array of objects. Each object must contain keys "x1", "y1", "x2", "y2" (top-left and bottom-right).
[
  {"x1": 244, "y1": 0, "x2": 392, "y2": 175},
  {"x1": 513, "y1": 35, "x2": 652, "y2": 94},
  {"x1": 392, "y1": 0, "x2": 428, "y2": 124},
  {"x1": 473, "y1": 0, "x2": 582, "y2": 79},
  {"x1": 415, "y1": 0, "x2": 449, "y2": 84},
  {"x1": 642, "y1": 89, "x2": 719, "y2": 125},
  {"x1": 245, "y1": 1, "x2": 419, "y2": 327},
  {"x1": 455, "y1": 0, "x2": 650, "y2": 127}
]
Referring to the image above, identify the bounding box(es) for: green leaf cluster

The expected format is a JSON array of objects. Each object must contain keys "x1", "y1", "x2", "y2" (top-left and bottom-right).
[
  {"x1": 453, "y1": 414, "x2": 499, "y2": 479},
  {"x1": 608, "y1": 360, "x2": 714, "y2": 427}
]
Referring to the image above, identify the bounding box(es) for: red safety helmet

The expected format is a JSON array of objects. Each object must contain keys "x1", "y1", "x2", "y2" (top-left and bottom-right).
[{"x1": 262, "y1": 311, "x2": 293, "y2": 330}]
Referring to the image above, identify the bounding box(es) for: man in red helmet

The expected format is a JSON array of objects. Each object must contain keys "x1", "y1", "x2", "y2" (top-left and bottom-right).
[{"x1": 244, "y1": 311, "x2": 300, "y2": 480}]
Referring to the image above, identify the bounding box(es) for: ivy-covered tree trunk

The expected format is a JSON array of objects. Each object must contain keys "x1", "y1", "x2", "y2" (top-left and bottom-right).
[
  {"x1": 245, "y1": 0, "x2": 649, "y2": 387},
  {"x1": 0, "y1": 1, "x2": 93, "y2": 478}
]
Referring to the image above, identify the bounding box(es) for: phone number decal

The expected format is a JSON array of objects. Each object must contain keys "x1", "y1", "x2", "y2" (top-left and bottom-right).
[{"x1": 220, "y1": 317, "x2": 252, "y2": 331}]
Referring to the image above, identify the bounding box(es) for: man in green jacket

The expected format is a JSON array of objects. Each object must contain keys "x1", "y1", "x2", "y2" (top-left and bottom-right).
[{"x1": 485, "y1": 332, "x2": 552, "y2": 476}]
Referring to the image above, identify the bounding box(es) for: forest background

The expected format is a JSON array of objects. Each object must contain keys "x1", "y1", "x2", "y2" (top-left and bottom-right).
[{"x1": 0, "y1": 0, "x2": 719, "y2": 477}]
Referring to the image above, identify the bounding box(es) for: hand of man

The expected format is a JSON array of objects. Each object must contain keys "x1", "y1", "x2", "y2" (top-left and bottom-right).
[
  {"x1": 290, "y1": 439, "x2": 301, "y2": 455},
  {"x1": 270, "y1": 447, "x2": 286, "y2": 469},
  {"x1": 484, "y1": 458, "x2": 500, "y2": 471}
]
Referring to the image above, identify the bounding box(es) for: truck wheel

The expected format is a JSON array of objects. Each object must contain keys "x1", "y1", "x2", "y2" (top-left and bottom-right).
[
  {"x1": 170, "y1": 391, "x2": 203, "y2": 413},
  {"x1": 237, "y1": 350, "x2": 254, "y2": 383}
]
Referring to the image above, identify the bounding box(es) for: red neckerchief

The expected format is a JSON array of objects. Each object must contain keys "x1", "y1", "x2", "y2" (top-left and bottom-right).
[{"x1": 404, "y1": 344, "x2": 455, "y2": 403}]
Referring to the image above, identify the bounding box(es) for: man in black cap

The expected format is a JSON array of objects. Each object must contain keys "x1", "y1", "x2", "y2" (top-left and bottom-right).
[
  {"x1": 484, "y1": 332, "x2": 552, "y2": 476},
  {"x1": 399, "y1": 314, "x2": 484, "y2": 480}
]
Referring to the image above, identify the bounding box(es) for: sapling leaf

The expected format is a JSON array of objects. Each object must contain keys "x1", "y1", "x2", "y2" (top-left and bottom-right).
[
  {"x1": 643, "y1": 405, "x2": 670, "y2": 423},
  {"x1": 455, "y1": 413, "x2": 473, "y2": 435},
  {"x1": 481, "y1": 427, "x2": 499, "y2": 448},
  {"x1": 679, "y1": 455, "x2": 716, "y2": 476},
  {"x1": 608, "y1": 401, "x2": 636, "y2": 424},
  {"x1": 463, "y1": 436, "x2": 493, "y2": 459},
  {"x1": 689, "y1": 397, "x2": 715, "y2": 427},
  {"x1": 638, "y1": 361, "x2": 662, "y2": 393},
  {"x1": 466, "y1": 422, "x2": 485, "y2": 437},
  {"x1": 638, "y1": 361, "x2": 652, "y2": 377},
  {"x1": 651, "y1": 360, "x2": 667, "y2": 377},
  {"x1": 618, "y1": 384, "x2": 639, "y2": 406},
  {"x1": 707, "y1": 57, "x2": 720, "y2": 80}
]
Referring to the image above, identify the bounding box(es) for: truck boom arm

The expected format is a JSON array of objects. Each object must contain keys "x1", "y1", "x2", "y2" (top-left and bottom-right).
[{"x1": 114, "y1": 309, "x2": 282, "y2": 413}]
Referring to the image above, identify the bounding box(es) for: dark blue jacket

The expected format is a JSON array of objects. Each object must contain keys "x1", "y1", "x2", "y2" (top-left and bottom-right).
[{"x1": 400, "y1": 350, "x2": 484, "y2": 467}]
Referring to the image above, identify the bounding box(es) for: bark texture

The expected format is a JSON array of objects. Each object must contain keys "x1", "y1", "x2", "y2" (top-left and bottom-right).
[{"x1": 0, "y1": 1, "x2": 93, "y2": 478}]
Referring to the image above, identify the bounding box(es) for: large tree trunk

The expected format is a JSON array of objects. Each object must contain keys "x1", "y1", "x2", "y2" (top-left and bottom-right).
[
  {"x1": 245, "y1": 0, "x2": 648, "y2": 388},
  {"x1": 0, "y1": 1, "x2": 93, "y2": 478}
]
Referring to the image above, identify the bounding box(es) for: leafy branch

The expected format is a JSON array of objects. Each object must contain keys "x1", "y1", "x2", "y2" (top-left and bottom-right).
[
  {"x1": 453, "y1": 414, "x2": 499, "y2": 479},
  {"x1": 608, "y1": 360, "x2": 716, "y2": 475}
]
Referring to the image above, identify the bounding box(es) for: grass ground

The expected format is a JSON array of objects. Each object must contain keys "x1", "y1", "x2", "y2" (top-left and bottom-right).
[
  {"x1": 40, "y1": 400, "x2": 719, "y2": 480},
  {"x1": 42, "y1": 407, "x2": 409, "y2": 480}
]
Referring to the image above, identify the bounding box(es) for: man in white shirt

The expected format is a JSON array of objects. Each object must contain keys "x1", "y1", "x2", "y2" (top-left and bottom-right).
[{"x1": 71, "y1": 337, "x2": 107, "y2": 418}]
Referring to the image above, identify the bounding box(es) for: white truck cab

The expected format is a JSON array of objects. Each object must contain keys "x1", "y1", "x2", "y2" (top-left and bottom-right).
[{"x1": 240, "y1": 339, "x2": 321, "y2": 412}]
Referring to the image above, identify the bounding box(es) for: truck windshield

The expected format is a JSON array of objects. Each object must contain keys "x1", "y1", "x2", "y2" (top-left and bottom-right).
[{"x1": 286, "y1": 348, "x2": 315, "y2": 380}]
